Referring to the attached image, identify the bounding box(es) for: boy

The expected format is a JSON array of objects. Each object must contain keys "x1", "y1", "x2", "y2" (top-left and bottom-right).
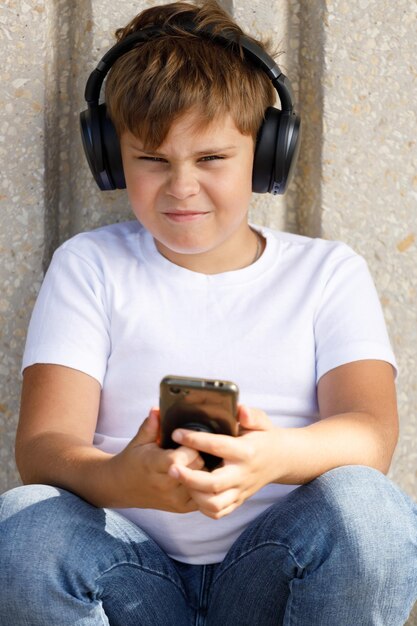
[{"x1": 0, "y1": 1, "x2": 416, "y2": 624}]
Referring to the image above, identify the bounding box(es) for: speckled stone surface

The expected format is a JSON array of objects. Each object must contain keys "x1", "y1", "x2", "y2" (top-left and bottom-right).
[
  {"x1": 317, "y1": 0, "x2": 417, "y2": 505},
  {"x1": 1, "y1": 0, "x2": 416, "y2": 620},
  {"x1": 0, "y1": 0, "x2": 48, "y2": 490}
]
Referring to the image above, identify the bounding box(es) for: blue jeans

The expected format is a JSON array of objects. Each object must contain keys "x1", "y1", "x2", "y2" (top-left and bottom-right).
[{"x1": 1, "y1": 466, "x2": 416, "y2": 625}]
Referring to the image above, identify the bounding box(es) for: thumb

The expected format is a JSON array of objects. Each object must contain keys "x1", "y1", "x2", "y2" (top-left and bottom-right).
[
  {"x1": 238, "y1": 405, "x2": 272, "y2": 432},
  {"x1": 133, "y1": 408, "x2": 160, "y2": 445}
]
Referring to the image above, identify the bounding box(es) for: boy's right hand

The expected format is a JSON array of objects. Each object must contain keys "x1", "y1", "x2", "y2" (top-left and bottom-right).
[{"x1": 109, "y1": 408, "x2": 203, "y2": 513}]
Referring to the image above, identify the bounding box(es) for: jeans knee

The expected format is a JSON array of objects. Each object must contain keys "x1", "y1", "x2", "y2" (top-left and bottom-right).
[
  {"x1": 0, "y1": 487, "x2": 64, "y2": 592},
  {"x1": 316, "y1": 465, "x2": 411, "y2": 526},
  {"x1": 1, "y1": 484, "x2": 62, "y2": 515},
  {"x1": 0, "y1": 483, "x2": 75, "y2": 527},
  {"x1": 309, "y1": 466, "x2": 417, "y2": 578},
  {"x1": 0, "y1": 485, "x2": 97, "y2": 570}
]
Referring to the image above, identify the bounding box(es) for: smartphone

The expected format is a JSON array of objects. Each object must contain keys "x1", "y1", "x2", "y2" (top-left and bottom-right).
[{"x1": 159, "y1": 375, "x2": 239, "y2": 470}]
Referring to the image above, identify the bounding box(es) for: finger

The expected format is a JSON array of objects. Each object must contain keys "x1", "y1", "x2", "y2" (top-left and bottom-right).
[
  {"x1": 151, "y1": 444, "x2": 205, "y2": 475},
  {"x1": 188, "y1": 454, "x2": 206, "y2": 471},
  {"x1": 168, "y1": 465, "x2": 213, "y2": 490},
  {"x1": 171, "y1": 429, "x2": 241, "y2": 462},
  {"x1": 132, "y1": 408, "x2": 160, "y2": 445},
  {"x1": 168, "y1": 463, "x2": 233, "y2": 493},
  {"x1": 170, "y1": 488, "x2": 200, "y2": 514},
  {"x1": 182, "y1": 500, "x2": 199, "y2": 513},
  {"x1": 203, "y1": 499, "x2": 241, "y2": 519},
  {"x1": 238, "y1": 405, "x2": 272, "y2": 432},
  {"x1": 169, "y1": 445, "x2": 204, "y2": 468},
  {"x1": 192, "y1": 490, "x2": 241, "y2": 519}
]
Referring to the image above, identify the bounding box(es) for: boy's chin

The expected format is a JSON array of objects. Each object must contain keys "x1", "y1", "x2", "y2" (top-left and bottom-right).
[{"x1": 155, "y1": 239, "x2": 211, "y2": 258}]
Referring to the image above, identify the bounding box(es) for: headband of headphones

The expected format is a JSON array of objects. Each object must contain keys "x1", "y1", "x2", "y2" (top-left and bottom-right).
[{"x1": 80, "y1": 21, "x2": 301, "y2": 194}]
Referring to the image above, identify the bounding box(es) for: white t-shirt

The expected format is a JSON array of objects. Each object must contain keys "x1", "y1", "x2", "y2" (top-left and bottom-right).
[{"x1": 22, "y1": 220, "x2": 396, "y2": 564}]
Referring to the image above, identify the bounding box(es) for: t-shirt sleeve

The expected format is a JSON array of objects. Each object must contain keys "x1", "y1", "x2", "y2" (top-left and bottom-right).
[
  {"x1": 314, "y1": 248, "x2": 397, "y2": 382},
  {"x1": 22, "y1": 246, "x2": 111, "y2": 385}
]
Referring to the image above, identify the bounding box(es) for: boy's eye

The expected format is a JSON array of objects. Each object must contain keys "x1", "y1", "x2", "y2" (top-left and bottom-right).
[
  {"x1": 199, "y1": 155, "x2": 224, "y2": 162},
  {"x1": 139, "y1": 156, "x2": 166, "y2": 163},
  {"x1": 136, "y1": 155, "x2": 225, "y2": 163}
]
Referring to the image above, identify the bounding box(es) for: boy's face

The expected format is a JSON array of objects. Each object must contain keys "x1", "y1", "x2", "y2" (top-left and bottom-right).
[{"x1": 120, "y1": 111, "x2": 256, "y2": 273}]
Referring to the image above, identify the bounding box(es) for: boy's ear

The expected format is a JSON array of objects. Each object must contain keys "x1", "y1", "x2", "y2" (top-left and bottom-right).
[
  {"x1": 80, "y1": 103, "x2": 126, "y2": 191},
  {"x1": 252, "y1": 107, "x2": 301, "y2": 196}
]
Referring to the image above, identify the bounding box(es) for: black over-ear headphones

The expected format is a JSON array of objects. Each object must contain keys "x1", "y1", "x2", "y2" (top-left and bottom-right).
[{"x1": 80, "y1": 23, "x2": 301, "y2": 194}]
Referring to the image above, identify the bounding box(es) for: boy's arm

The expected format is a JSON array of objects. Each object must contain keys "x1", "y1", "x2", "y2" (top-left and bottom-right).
[
  {"x1": 265, "y1": 358, "x2": 398, "y2": 485},
  {"x1": 309, "y1": 358, "x2": 398, "y2": 476},
  {"x1": 168, "y1": 360, "x2": 399, "y2": 518},
  {"x1": 16, "y1": 363, "x2": 201, "y2": 512}
]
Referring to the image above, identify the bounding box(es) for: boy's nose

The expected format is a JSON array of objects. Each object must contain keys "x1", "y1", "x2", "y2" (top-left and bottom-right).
[{"x1": 165, "y1": 167, "x2": 200, "y2": 199}]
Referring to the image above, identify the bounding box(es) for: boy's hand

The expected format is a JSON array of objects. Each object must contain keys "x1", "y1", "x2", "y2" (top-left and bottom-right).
[
  {"x1": 110, "y1": 408, "x2": 204, "y2": 513},
  {"x1": 167, "y1": 405, "x2": 279, "y2": 519}
]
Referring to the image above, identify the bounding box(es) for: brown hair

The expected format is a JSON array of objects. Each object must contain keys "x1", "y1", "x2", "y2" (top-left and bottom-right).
[{"x1": 105, "y1": 1, "x2": 277, "y2": 149}]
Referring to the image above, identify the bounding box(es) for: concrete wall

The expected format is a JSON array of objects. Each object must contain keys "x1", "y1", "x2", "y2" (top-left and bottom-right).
[{"x1": 1, "y1": 0, "x2": 416, "y2": 620}]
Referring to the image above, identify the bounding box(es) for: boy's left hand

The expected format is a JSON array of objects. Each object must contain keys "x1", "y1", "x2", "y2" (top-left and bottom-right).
[{"x1": 167, "y1": 405, "x2": 277, "y2": 519}]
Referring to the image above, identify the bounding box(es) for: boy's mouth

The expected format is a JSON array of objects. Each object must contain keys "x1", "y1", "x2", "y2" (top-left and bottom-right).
[{"x1": 162, "y1": 210, "x2": 210, "y2": 223}]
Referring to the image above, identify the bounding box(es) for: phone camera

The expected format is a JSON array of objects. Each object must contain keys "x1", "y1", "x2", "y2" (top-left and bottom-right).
[{"x1": 169, "y1": 387, "x2": 181, "y2": 394}]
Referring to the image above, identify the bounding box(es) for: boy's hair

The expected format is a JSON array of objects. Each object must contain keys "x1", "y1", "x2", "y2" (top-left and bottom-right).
[{"x1": 105, "y1": 0, "x2": 277, "y2": 149}]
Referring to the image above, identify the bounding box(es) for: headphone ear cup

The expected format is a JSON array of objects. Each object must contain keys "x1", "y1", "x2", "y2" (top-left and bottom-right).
[
  {"x1": 274, "y1": 111, "x2": 301, "y2": 195},
  {"x1": 80, "y1": 105, "x2": 102, "y2": 188},
  {"x1": 252, "y1": 107, "x2": 279, "y2": 194},
  {"x1": 79, "y1": 103, "x2": 125, "y2": 190},
  {"x1": 252, "y1": 107, "x2": 301, "y2": 195},
  {"x1": 99, "y1": 104, "x2": 126, "y2": 190}
]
